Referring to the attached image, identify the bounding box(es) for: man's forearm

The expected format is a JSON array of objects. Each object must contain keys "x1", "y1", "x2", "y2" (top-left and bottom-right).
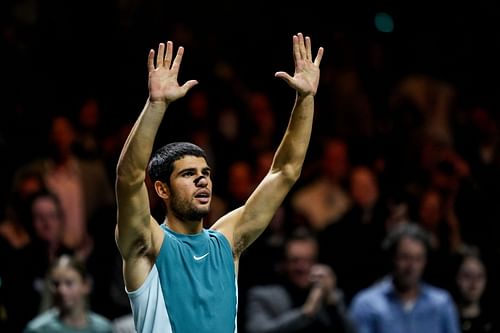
[
  {"x1": 116, "y1": 99, "x2": 169, "y2": 181},
  {"x1": 271, "y1": 94, "x2": 314, "y2": 177}
]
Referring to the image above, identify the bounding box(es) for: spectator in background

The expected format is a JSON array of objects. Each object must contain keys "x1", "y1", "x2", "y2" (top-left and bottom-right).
[
  {"x1": 291, "y1": 137, "x2": 351, "y2": 231},
  {"x1": 1, "y1": 189, "x2": 77, "y2": 332},
  {"x1": 224, "y1": 160, "x2": 256, "y2": 210},
  {"x1": 245, "y1": 228, "x2": 355, "y2": 333},
  {"x1": 349, "y1": 222, "x2": 460, "y2": 333},
  {"x1": 318, "y1": 164, "x2": 389, "y2": 303},
  {"x1": 23, "y1": 254, "x2": 112, "y2": 333},
  {"x1": 413, "y1": 187, "x2": 463, "y2": 288},
  {"x1": 452, "y1": 246, "x2": 498, "y2": 333},
  {"x1": 246, "y1": 91, "x2": 279, "y2": 155},
  {"x1": 17, "y1": 114, "x2": 114, "y2": 253},
  {"x1": 0, "y1": 169, "x2": 46, "y2": 331},
  {"x1": 0, "y1": 168, "x2": 46, "y2": 261},
  {"x1": 73, "y1": 96, "x2": 107, "y2": 161}
]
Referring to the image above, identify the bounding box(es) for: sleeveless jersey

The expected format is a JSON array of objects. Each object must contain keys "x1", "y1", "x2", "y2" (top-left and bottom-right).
[{"x1": 126, "y1": 226, "x2": 238, "y2": 333}]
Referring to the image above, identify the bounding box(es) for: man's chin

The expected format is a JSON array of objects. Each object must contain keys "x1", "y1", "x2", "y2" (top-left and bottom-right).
[{"x1": 188, "y1": 208, "x2": 210, "y2": 221}]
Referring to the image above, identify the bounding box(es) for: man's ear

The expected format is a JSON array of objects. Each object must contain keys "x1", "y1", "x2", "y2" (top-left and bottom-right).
[{"x1": 155, "y1": 180, "x2": 169, "y2": 199}]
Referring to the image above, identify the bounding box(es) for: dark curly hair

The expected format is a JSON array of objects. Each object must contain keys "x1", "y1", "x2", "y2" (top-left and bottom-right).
[{"x1": 147, "y1": 142, "x2": 208, "y2": 186}]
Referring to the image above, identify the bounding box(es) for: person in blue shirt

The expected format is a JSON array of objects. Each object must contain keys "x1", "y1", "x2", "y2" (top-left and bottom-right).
[
  {"x1": 349, "y1": 222, "x2": 461, "y2": 333},
  {"x1": 114, "y1": 33, "x2": 323, "y2": 333}
]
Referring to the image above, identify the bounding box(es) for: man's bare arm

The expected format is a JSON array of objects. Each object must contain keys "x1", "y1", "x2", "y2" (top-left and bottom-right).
[
  {"x1": 115, "y1": 41, "x2": 197, "y2": 289},
  {"x1": 212, "y1": 33, "x2": 324, "y2": 257}
]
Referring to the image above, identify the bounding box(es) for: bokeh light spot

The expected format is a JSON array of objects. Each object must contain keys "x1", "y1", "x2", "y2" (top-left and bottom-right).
[{"x1": 375, "y1": 12, "x2": 394, "y2": 33}]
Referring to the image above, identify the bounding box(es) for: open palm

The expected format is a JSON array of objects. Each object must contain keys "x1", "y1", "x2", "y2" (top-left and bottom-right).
[
  {"x1": 148, "y1": 41, "x2": 198, "y2": 103},
  {"x1": 275, "y1": 33, "x2": 324, "y2": 96}
]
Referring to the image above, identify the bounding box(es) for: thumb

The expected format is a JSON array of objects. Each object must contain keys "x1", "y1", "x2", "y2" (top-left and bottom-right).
[
  {"x1": 182, "y1": 79, "x2": 199, "y2": 93},
  {"x1": 275, "y1": 71, "x2": 293, "y2": 85}
]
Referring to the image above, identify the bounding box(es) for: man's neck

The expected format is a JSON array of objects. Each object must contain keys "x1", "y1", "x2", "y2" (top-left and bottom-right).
[
  {"x1": 164, "y1": 218, "x2": 203, "y2": 234},
  {"x1": 392, "y1": 279, "x2": 420, "y2": 303}
]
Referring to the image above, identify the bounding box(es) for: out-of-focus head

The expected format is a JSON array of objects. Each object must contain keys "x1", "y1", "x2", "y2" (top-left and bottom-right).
[
  {"x1": 248, "y1": 92, "x2": 275, "y2": 134},
  {"x1": 50, "y1": 115, "x2": 76, "y2": 153},
  {"x1": 456, "y1": 248, "x2": 487, "y2": 304},
  {"x1": 48, "y1": 254, "x2": 90, "y2": 312},
  {"x1": 28, "y1": 190, "x2": 64, "y2": 243},
  {"x1": 148, "y1": 142, "x2": 208, "y2": 187},
  {"x1": 187, "y1": 90, "x2": 209, "y2": 120},
  {"x1": 282, "y1": 228, "x2": 318, "y2": 289},
  {"x1": 321, "y1": 138, "x2": 349, "y2": 182},
  {"x1": 79, "y1": 98, "x2": 100, "y2": 130},
  {"x1": 349, "y1": 165, "x2": 379, "y2": 208},
  {"x1": 383, "y1": 223, "x2": 431, "y2": 291},
  {"x1": 227, "y1": 161, "x2": 254, "y2": 202},
  {"x1": 418, "y1": 189, "x2": 442, "y2": 230}
]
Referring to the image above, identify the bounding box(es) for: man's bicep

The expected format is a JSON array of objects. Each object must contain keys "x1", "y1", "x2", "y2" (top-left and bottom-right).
[
  {"x1": 232, "y1": 172, "x2": 293, "y2": 254},
  {"x1": 211, "y1": 207, "x2": 244, "y2": 250},
  {"x1": 115, "y1": 182, "x2": 154, "y2": 258}
]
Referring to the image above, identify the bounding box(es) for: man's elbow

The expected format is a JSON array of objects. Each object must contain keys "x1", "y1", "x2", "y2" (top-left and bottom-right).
[
  {"x1": 116, "y1": 166, "x2": 146, "y2": 187},
  {"x1": 280, "y1": 164, "x2": 302, "y2": 184}
]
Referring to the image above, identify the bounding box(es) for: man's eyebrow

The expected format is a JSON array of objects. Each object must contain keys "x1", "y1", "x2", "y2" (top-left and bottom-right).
[
  {"x1": 176, "y1": 167, "x2": 196, "y2": 175},
  {"x1": 176, "y1": 166, "x2": 211, "y2": 175}
]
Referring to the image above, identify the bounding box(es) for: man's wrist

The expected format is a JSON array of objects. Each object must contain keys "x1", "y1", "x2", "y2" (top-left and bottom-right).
[{"x1": 148, "y1": 97, "x2": 169, "y2": 108}]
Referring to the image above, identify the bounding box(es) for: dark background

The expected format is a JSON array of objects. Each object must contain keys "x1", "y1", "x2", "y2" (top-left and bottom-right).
[{"x1": 2, "y1": 0, "x2": 500, "y2": 118}]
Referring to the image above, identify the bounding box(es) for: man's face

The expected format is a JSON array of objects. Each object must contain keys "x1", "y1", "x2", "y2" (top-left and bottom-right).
[
  {"x1": 393, "y1": 237, "x2": 426, "y2": 290},
  {"x1": 284, "y1": 239, "x2": 317, "y2": 289},
  {"x1": 168, "y1": 156, "x2": 212, "y2": 222}
]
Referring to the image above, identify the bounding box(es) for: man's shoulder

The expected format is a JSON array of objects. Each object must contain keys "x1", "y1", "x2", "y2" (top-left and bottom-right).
[
  {"x1": 420, "y1": 282, "x2": 454, "y2": 304},
  {"x1": 350, "y1": 278, "x2": 389, "y2": 306}
]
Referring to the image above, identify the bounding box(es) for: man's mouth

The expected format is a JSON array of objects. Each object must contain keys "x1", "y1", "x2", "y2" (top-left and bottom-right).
[{"x1": 194, "y1": 190, "x2": 210, "y2": 203}]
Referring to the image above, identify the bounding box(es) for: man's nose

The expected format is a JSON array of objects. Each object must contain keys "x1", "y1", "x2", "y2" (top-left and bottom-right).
[{"x1": 194, "y1": 175, "x2": 208, "y2": 186}]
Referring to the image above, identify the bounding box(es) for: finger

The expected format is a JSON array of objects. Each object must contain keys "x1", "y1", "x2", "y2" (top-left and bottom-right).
[
  {"x1": 305, "y1": 36, "x2": 312, "y2": 60},
  {"x1": 164, "y1": 41, "x2": 173, "y2": 68},
  {"x1": 147, "y1": 49, "x2": 155, "y2": 73},
  {"x1": 297, "y1": 32, "x2": 306, "y2": 60},
  {"x1": 314, "y1": 47, "x2": 324, "y2": 66},
  {"x1": 275, "y1": 71, "x2": 293, "y2": 85},
  {"x1": 292, "y1": 34, "x2": 300, "y2": 64},
  {"x1": 157, "y1": 43, "x2": 165, "y2": 67},
  {"x1": 171, "y1": 46, "x2": 184, "y2": 73},
  {"x1": 181, "y1": 79, "x2": 199, "y2": 93}
]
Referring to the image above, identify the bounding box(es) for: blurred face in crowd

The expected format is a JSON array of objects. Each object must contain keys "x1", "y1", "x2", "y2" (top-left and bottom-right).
[
  {"x1": 419, "y1": 190, "x2": 442, "y2": 230},
  {"x1": 321, "y1": 139, "x2": 349, "y2": 182},
  {"x1": 284, "y1": 238, "x2": 318, "y2": 289},
  {"x1": 456, "y1": 256, "x2": 486, "y2": 304},
  {"x1": 49, "y1": 260, "x2": 90, "y2": 312},
  {"x1": 32, "y1": 195, "x2": 63, "y2": 243},
  {"x1": 50, "y1": 116, "x2": 76, "y2": 153},
  {"x1": 393, "y1": 237, "x2": 427, "y2": 291},
  {"x1": 350, "y1": 166, "x2": 379, "y2": 208},
  {"x1": 227, "y1": 161, "x2": 254, "y2": 202},
  {"x1": 79, "y1": 98, "x2": 100, "y2": 130}
]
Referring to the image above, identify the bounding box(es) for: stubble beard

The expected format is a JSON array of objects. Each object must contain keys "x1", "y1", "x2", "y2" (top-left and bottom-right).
[{"x1": 170, "y1": 192, "x2": 209, "y2": 222}]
